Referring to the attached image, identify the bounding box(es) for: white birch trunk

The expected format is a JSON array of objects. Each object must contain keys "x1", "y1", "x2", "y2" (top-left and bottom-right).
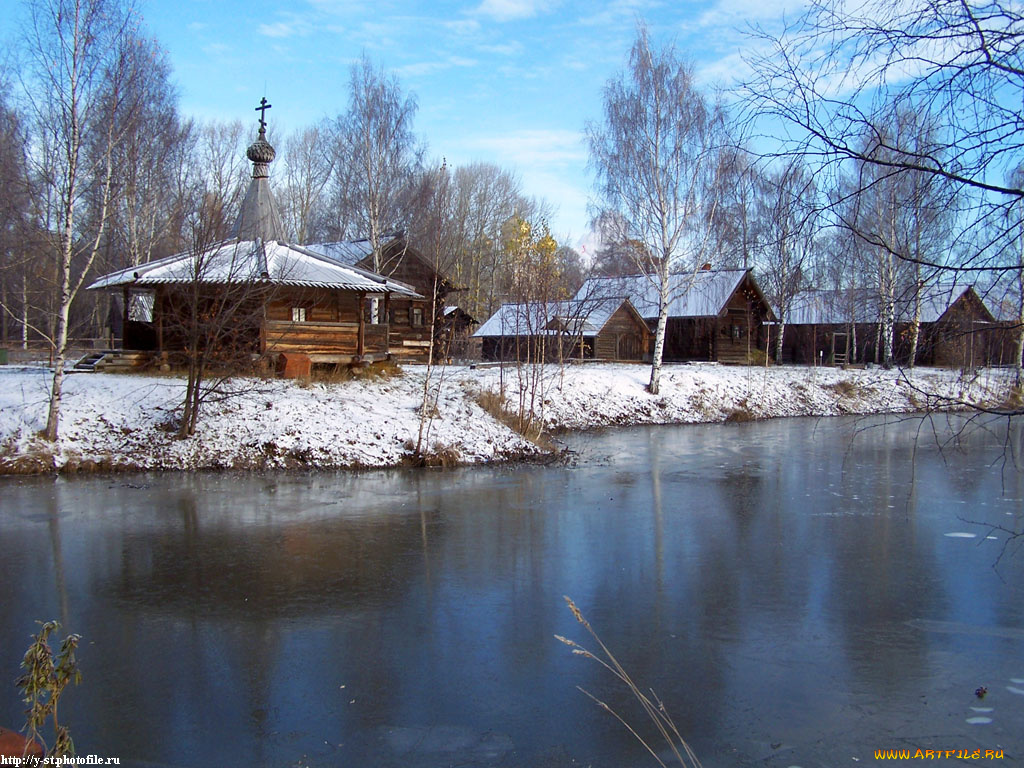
[
  {"x1": 21, "y1": 275, "x2": 28, "y2": 350},
  {"x1": 774, "y1": 320, "x2": 786, "y2": 365},
  {"x1": 908, "y1": 277, "x2": 922, "y2": 369},
  {"x1": 648, "y1": 266, "x2": 671, "y2": 395}
]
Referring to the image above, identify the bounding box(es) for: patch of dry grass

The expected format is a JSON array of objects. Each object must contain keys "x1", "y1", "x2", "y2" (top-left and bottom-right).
[
  {"x1": 1001, "y1": 384, "x2": 1024, "y2": 411},
  {"x1": 402, "y1": 440, "x2": 462, "y2": 467},
  {"x1": 827, "y1": 379, "x2": 862, "y2": 398},
  {"x1": 724, "y1": 398, "x2": 756, "y2": 423},
  {"x1": 473, "y1": 388, "x2": 555, "y2": 450}
]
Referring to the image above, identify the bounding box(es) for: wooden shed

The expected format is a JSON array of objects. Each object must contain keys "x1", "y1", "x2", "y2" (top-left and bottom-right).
[
  {"x1": 781, "y1": 285, "x2": 997, "y2": 367},
  {"x1": 474, "y1": 297, "x2": 650, "y2": 363},
  {"x1": 909, "y1": 284, "x2": 996, "y2": 368},
  {"x1": 574, "y1": 270, "x2": 776, "y2": 364}
]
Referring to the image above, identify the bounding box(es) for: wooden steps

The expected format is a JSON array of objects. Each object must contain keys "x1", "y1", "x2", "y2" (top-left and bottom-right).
[
  {"x1": 74, "y1": 350, "x2": 152, "y2": 372},
  {"x1": 74, "y1": 351, "x2": 109, "y2": 371}
]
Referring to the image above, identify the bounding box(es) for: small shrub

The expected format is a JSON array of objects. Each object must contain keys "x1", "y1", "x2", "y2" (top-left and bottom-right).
[
  {"x1": 311, "y1": 360, "x2": 402, "y2": 384},
  {"x1": 724, "y1": 405, "x2": 756, "y2": 423},
  {"x1": 746, "y1": 348, "x2": 770, "y2": 366},
  {"x1": 404, "y1": 441, "x2": 461, "y2": 467},
  {"x1": 828, "y1": 379, "x2": 861, "y2": 398},
  {"x1": 1002, "y1": 384, "x2": 1024, "y2": 411},
  {"x1": 17, "y1": 621, "x2": 81, "y2": 759},
  {"x1": 0, "y1": 438, "x2": 56, "y2": 475}
]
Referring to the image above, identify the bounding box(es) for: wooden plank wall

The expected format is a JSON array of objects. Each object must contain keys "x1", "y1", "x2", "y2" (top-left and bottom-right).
[
  {"x1": 265, "y1": 321, "x2": 388, "y2": 355},
  {"x1": 266, "y1": 288, "x2": 363, "y2": 323},
  {"x1": 594, "y1": 305, "x2": 648, "y2": 360}
]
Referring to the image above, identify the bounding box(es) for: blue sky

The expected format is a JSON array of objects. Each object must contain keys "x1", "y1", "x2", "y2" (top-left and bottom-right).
[{"x1": 12, "y1": 0, "x2": 802, "y2": 249}]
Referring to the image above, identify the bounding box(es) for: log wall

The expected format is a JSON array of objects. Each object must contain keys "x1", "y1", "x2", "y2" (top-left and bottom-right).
[{"x1": 264, "y1": 321, "x2": 388, "y2": 356}]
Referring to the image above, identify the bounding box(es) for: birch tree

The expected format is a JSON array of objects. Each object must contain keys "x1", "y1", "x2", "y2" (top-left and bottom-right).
[
  {"x1": 587, "y1": 24, "x2": 726, "y2": 394},
  {"x1": 331, "y1": 55, "x2": 422, "y2": 314},
  {"x1": 0, "y1": 93, "x2": 33, "y2": 348},
  {"x1": 742, "y1": 0, "x2": 1023, "y2": 296},
  {"x1": 755, "y1": 159, "x2": 817, "y2": 363},
  {"x1": 22, "y1": 0, "x2": 144, "y2": 441},
  {"x1": 279, "y1": 123, "x2": 333, "y2": 244}
]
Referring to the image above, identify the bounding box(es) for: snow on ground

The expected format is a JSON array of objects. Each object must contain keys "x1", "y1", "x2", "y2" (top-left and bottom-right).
[{"x1": 0, "y1": 361, "x2": 1014, "y2": 473}]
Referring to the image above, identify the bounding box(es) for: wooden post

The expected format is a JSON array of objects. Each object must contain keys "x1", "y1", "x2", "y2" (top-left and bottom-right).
[
  {"x1": 157, "y1": 290, "x2": 164, "y2": 356},
  {"x1": 122, "y1": 286, "x2": 130, "y2": 349},
  {"x1": 383, "y1": 292, "x2": 391, "y2": 354},
  {"x1": 357, "y1": 291, "x2": 366, "y2": 357}
]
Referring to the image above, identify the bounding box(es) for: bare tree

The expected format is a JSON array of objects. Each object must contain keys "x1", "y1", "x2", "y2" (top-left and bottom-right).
[
  {"x1": 330, "y1": 55, "x2": 422, "y2": 307},
  {"x1": 587, "y1": 23, "x2": 727, "y2": 394},
  {"x1": 21, "y1": 0, "x2": 144, "y2": 441},
  {"x1": 830, "y1": 111, "x2": 957, "y2": 368},
  {"x1": 755, "y1": 158, "x2": 817, "y2": 363},
  {"x1": 715, "y1": 144, "x2": 762, "y2": 270},
  {"x1": 409, "y1": 161, "x2": 457, "y2": 458},
  {"x1": 101, "y1": 36, "x2": 187, "y2": 270},
  {"x1": 742, "y1": 0, "x2": 1023, "y2": 279},
  {"x1": 501, "y1": 216, "x2": 563, "y2": 438},
  {"x1": 279, "y1": 123, "x2": 333, "y2": 243},
  {"x1": 0, "y1": 90, "x2": 34, "y2": 348},
  {"x1": 172, "y1": 192, "x2": 266, "y2": 438},
  {"x1": 192, "y1": 120, "x2": 249, "y2": 221},
  {"x1": 448, "y1": 162, "x2": 546, "y2": 319}
]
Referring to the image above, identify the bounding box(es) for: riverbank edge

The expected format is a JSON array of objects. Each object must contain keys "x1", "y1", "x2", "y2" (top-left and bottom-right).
[{"x1": 0, "y1": 363, "x2": 1015, "y2": 476}]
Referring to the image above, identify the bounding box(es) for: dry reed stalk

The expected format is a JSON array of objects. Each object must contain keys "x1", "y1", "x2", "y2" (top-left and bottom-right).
[{"x1": 556, "y1": 596, "x2": 703, "y2": 768}]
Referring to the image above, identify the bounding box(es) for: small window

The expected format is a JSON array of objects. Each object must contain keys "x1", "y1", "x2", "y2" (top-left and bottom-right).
[
  {"x1": 412, "y1": 307, "x2": 424, "y2": 327},
  {"x1": 291, "y1": 307, "x2": 306, "y2": 322}
]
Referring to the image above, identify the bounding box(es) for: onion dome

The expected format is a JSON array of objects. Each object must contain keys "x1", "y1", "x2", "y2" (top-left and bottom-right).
[
  {"x1": 247, "y1": 134, "x2": 276, "y2": 166},
  {"x1": 231, "y1": 97, "x2": 285, "y2": 241}
]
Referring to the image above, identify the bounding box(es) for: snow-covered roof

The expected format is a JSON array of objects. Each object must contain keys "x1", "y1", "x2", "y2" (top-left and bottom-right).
[
  {"x1": 976, "y1": 283, "x2": 1020, "y2": 323},
  {"x1": 784, "y1": 284, "x2": 995, "y2": 326},
  {"x1": 575, "y1": 270, "x2": 766, "y2": 320},
  {"x1": 305, "y1": 239, "x2": 377, "y2": 267},
  {"x1": 474, "y1": 297, "x2": 635, "y2": 337},
  {"x1": 87, "y1": 239, "x2": 421, "y2": 296},
  {"x1": 784, "y1": 289, "x2": 876, "y2": 325},
  {"x1": 913, "y1": 284, "x2": 994, "y2": 324}
]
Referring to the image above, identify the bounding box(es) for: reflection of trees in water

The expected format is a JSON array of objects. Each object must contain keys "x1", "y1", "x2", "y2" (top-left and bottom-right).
[
  {"x1": 112, "y1": 501, "x2": 443, "y2": 618},
  {"x1": 5, "y1": 419, "x2": 1016, "y2": 766},
  {"x1": 824, "y1": 429, "x2": 946, "y2": 698}
]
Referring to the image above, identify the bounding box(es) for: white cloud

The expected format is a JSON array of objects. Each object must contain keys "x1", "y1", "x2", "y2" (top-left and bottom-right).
[
  {"x1": 394, "y1": 55, "x2": 479, "y2": 77},
  {"x1": 696, "y1": 0, "x2": 808, "y2": 28},
  {"x1": 477, "y1": 41, "x2": 524, "y2": 56},
  {"x1": 444, "y1": 19, "x2": 481, "y2": 35},
  {"x1": 577, "y1": 0, "x2": 660, "y2": 27},
  {"x1": 259, "y1": 22, "x2": 301, "y2": 38},
  {"x1": 473, "y1": 0, "x2": 556, "y2": 22},
  {"x1": 695, "y1": 50, "x2": 754, "y2": 88},
  {"x1": 468, "y1": 129, "x2": 586, "y2": 167}
]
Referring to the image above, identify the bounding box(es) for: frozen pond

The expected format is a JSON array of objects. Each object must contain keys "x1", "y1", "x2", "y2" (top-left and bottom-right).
[{"x1": 1, "y1": 414, "x2": 1023, "y2": 767}]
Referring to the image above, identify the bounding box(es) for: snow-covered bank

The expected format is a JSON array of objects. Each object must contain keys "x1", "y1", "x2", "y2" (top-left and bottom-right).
[{"x1": 0, "y1": 362, "x2": 1014, "y2": 473}]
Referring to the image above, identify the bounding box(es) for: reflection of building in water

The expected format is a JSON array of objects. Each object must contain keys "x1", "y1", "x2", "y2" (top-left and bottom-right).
[{"x1": 114, "y1": 503, "x2": 443, "y2": 618}]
